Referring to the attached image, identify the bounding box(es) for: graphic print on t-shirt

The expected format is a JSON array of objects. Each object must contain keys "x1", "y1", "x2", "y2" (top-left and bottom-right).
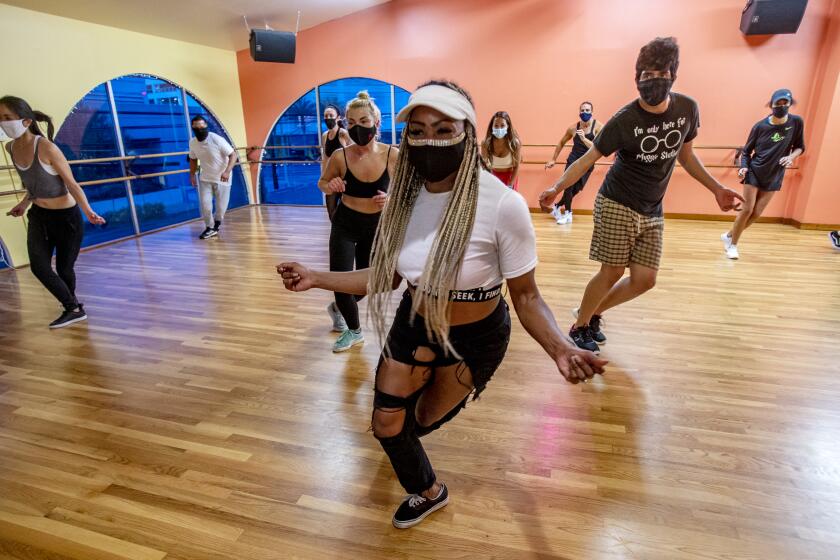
[{"x1": 632, "y1": 117, "x2": 688, "y2": 164}]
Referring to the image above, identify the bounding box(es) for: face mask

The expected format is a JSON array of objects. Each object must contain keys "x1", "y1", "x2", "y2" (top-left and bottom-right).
[
  {"x1": 0, "y1": 119, "x2": 28, "y2": 139},
  {"x1": 349, "y1": 124, "x2": 375, "y2": 146},
  {"x1": 637, "y1": 78, "x2": 673, "y2": 106},
  {"x1": 324, "y1": 117, "x2": 337, "y2": 129},
  {"x1": 193, "y1": 128, "x2": 209, "y2": 141},
  {"x1": 407, "y1": 133, "x2": 467, "y2": 183},
  {"x1": 579, "y1": 112, "x2": 593, "y2": 122},
  {"x1": 772, "y1": 105, "x2": 789, "y2": 118},
  {"x1": 491, "y1": 127, "x2": 508, "y2": 139}
]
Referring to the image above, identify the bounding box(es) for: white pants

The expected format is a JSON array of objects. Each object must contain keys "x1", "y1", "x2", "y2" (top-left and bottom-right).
[{"x1": 199, "y1": 180, "x2": 231, "y2": 228}]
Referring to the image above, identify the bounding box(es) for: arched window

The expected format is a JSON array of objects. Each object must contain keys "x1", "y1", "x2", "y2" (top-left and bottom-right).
[
  {"x1": 259, "y1": 77, "x2": 411, "y2": 205},
  {"x1": 55, "y1": 74, "x2": 249, "y2": 247}
]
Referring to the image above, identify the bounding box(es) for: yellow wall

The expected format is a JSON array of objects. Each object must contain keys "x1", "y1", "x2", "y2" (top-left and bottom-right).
[{"x1": 0, "y1": 4, "x2": 249, "y2": 267}]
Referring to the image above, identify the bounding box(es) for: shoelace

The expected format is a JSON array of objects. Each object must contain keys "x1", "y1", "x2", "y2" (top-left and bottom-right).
[{"x1": 408, "y1": 494, "x2": 427, "y2": 508}]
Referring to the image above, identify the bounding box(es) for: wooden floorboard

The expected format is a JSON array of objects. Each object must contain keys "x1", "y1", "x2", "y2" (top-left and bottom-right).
[{"x1": 1, "y1": 205, "x2": 838, "y2": 559}]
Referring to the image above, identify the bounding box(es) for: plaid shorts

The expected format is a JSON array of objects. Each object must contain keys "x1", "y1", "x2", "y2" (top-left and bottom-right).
[{"x1": 589, "y1": 194, "x2": 664, "y2": 270}]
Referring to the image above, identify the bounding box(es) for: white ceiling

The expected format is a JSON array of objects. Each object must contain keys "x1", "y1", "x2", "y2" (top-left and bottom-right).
[{"x1": 4, "y1": 0, "x2": 391, "y2": 51}]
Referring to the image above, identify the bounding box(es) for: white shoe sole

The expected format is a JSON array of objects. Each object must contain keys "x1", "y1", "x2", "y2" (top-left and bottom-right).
[
  {"x1": 392, "y1": 495, "x2": 450, "y2": 529},
  {"x1": 49, "y1": 315, "x2": 88, "y2": 329},
  {"x1": 332, "y1": 337, "x2": 364, "y2": 353}
]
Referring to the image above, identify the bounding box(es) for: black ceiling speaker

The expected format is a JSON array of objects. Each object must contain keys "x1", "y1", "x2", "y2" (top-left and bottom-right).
[
  {"x1": 249, "y1": 29, "x2": 296, "y2": 63},
  {"x1": 740, "y1": 0, "x2": 809, "y2": 35}
]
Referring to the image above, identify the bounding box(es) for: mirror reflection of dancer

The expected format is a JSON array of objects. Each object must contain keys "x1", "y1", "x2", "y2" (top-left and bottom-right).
[
  {"x1": 539, "y1": 38, "x2": 743, "y2": 353},
  {"x1": 321, "y1": 104, "x2": 352, "y2": 222},
  {"x1": 279, "y1": 81, "x2": 606, "y2": 529},
  {"x1": 721, "y1": 89, "x2": 805, "y2": 260},
  {"x1": 545, "y1": 101, "x2": 603, "y2": 224}
]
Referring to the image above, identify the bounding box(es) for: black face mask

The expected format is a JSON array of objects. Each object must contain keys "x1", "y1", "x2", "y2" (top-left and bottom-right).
[
  {"x1": 324, "y1": 117, "x2": 337, "y2": 129},
  {"x1": 408, "y1": 141, "x2": 467, "y2": 183},
  {"x1": 637, "y1": 78, "x2": 673, "y2": 106},
  {"x1": 348, "y1": 124, "x2": 375, "y2": 146},
  {"x1": 193, "y1": 128, "x2": 209, "y2": 141},
  {"x1": 772, "y1": 105, "x2": 789, "y2": 118}
]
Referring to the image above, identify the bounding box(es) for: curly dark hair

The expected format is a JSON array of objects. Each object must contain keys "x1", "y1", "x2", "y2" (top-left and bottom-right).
[{"x1": 635, "y1": 37, "x2": 680, "y2": 82}]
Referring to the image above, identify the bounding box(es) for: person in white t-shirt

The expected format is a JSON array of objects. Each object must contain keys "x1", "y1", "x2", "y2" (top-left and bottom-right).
[
  {"x1": 277, "y1": 81, "x2": 606, "y2": 530},
  {"x1": 188, "y1": 116, "x2": 238, "y2": 239}
]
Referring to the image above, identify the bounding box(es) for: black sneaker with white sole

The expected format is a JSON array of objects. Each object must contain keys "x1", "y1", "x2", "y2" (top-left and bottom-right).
[
  {"x1": 199, "y1": 227, "x2": 218, "y2": 240},
  {"x1": 392, "y1": 483, "x2": 449, "y2": 529},
  {"x1": 830, "y1": 230, "x2": 840, "y2": 250},
  {"x1": 569, "y1": 324, "x2": 600, "y2": 354},
  {"x1": 49, "y1": 305, "x2": 87, "y2": 329},
  {"x1": 573, "y1": 307, "x2": 606, "y2": 344}
]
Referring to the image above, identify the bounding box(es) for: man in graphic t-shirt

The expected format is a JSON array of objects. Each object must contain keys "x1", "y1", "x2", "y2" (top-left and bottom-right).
[
  {"x1": 539, "y1": 37, "x2": 744, "y2": 353},
  {"x1": 189, "y1": 116, "x2": 238, "y2": 240}
]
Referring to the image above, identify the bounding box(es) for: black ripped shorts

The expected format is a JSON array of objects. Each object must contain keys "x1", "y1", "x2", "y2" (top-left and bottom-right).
[{"x1": 382, "y1": 289, "x2": 512, "y2": 399}]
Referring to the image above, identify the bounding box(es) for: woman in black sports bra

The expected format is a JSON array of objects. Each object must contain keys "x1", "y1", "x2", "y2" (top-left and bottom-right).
[
  {"x1": 317, "y1": 91, "x2": 398, "y2": 353},
  {"x1": 545, "y1": 101, "x2": 603, "y2": 224},
  {"x1": 321, "y1": 104, "x2": 352, "y2": 222}
]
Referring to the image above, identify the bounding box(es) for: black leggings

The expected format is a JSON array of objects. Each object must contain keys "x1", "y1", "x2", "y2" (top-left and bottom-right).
[
  {"x1": 27, "y1": 205, "x2": 84, "y2": 310},
  {"x1": 555, "y1": 160, "x2": 593, "y2": 212},
  {"x1": 329, "y1": 203, "x2": 380, "y2": 331}
]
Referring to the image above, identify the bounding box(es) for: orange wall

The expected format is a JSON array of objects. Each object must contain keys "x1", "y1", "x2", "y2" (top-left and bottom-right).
[
  {"x1": 238, "y1": 0, "x2": 839, "y2": 223},
  {"x1": 789, "y1": 0, "x2": 840, "y2": 225}
]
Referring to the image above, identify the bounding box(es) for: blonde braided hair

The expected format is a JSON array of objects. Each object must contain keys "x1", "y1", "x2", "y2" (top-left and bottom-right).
[{"x1": 367, "y1": 83, "x2": 481, "y2": 357}]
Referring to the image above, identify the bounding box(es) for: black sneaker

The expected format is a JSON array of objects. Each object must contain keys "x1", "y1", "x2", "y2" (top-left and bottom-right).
[
  {"x1": 392, "y1": 483, "x2": 449, "y2": 529},
  {"x1": 569, "y1": 324, "x2": 600, "y2": 354},
  {"x1": 589, "y1": 314, "x2": 607, "y2": 344},
  {"x1": 573, "y1": 307, "x2": 606, "y2": 344},
  {"x1": 830, "y1": 231, "x2": 840, "y2": 250},
  {"x1": 49, "y1": 305, "x2": 87, "y2": 329},
  {"x1": 213, "y1": 220, "x2": 221, "y2": 232},
  {"x1": 199, "y1": 227, "x2": 218, "y2": 239}
]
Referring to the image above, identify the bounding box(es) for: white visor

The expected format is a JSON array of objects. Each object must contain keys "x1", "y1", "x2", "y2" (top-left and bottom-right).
[{"x1": 396, "y1": 84, "x2": 476, "y2": 129}]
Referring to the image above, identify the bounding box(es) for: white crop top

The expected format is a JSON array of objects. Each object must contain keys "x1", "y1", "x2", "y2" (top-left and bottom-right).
[
  {"x1": 490, "y1": 151, "x2": 514, "y2": 170},
  {"x1": 396, "y1": 169, "x2": 538, "y2": 291}
]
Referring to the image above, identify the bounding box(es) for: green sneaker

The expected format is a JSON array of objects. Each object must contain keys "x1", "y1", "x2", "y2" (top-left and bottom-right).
[{"x1": 333, "y1": 329, "x2": 364, "y2": 353}]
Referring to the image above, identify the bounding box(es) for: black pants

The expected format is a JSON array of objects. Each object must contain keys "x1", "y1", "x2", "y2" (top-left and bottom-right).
[
  {"x1": 555, "y1": 160, "x2": 593, "y2": 212},
  {"x1": 27, "y1": 205, "x2": 84, "y2": 310},
  {"x1": 329, "y1": 203, "x2": 380, "y2": 331},
  {"x1": 325, "y1": 193, "x2": 342, "y2": 221},
  {"x1": 374, "y1": 291, "x2": 511, "y2": 494}
]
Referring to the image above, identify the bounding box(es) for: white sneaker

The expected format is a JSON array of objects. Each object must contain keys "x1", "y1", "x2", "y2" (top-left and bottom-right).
[
  {"x1": 566, "y1": 211, "x2": 573, "y2": 223},
  {"x1": 550, "y1": 208, "x2": 560, "y2": 221},
  {"x1": 326, "y1": 302, "x2": 347, "y2": 332},
  {"x1": 556, "y1": 212, "x2": 568, "y2": 225},
  {"x1": 721, "y1": 232, "x2": 732, "y2": 249},
  {"x1": 725, "y1": 244, "x2": 740, "y2": 260}
]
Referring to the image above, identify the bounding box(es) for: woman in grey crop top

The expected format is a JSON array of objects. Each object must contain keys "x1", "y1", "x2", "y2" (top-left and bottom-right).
[{"x1": 2, "y1": 95, "x2": 105, "y2": 329}]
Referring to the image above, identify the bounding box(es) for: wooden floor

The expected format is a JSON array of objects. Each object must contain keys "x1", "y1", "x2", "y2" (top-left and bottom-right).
[{"x1": 1, "y1": 205, "x2": 839, "y2": 560}]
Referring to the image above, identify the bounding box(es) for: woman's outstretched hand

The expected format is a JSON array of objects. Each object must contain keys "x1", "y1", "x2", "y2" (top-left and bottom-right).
[
  {"x1": 277, "y1": 262, "x2": 316, "y2": 292},
  {"x1": 554, "y1": 346, "x2": 608, "y2": 384}
]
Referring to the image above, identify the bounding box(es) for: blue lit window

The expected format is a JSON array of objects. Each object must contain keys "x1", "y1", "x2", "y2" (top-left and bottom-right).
[
  {"x1": 259, "y1": 77, "x2": 410, "y2": 205},
  {"x1": 54, "y1": 74, "x2": 249, "y2": 243}
]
